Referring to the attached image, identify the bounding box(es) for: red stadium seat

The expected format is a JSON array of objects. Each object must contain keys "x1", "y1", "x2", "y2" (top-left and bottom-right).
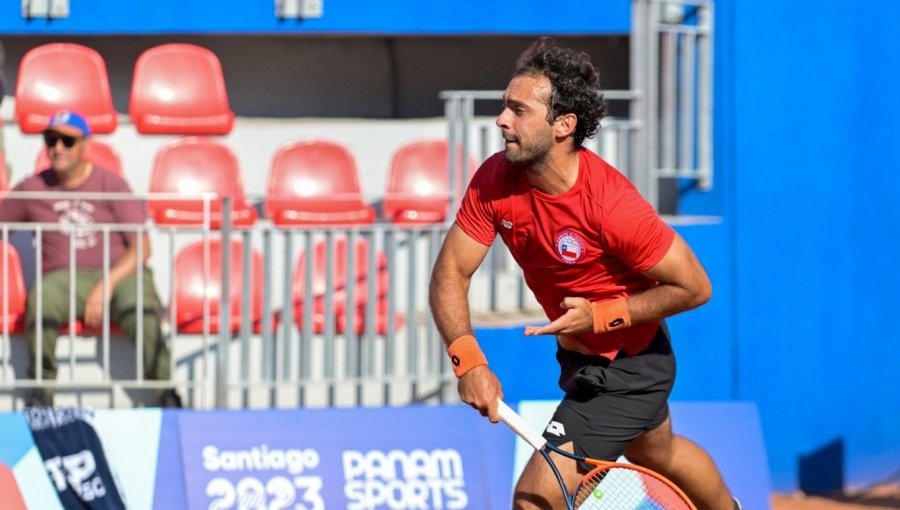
[
  {"x1": 34, "y1": 139, "x2": 124, "y2": 177},
  {"x1": 0, "y1": 242, "x2": 26, "y2": 334},
  {"x1": 172, "y1": 238, "x2": 263, "y2": 334},
  {"x1": 292, "y1": 237, "x2": 402, "y2": 335},
  {"x1": 0, "y1": 152, "x2": 8, "y2": 193},
  {"x1": 265, "y1": 140, "x2": 375, "y2": 226},
  {"x1": 130, "y1": 44, "x2": 234, "y2": 135},
  {"x1": 58, "y1": 320, "x2": 123, "y2": 337},
  {"x1": 383, "y1": 139, "x2": 475, "y2": 225},
  {"x1": 14, "y1": 43, "x2": 117, "y2": 134},
  {"x1": 148, "y1": 137, "x2": 257, "y2": 228}
]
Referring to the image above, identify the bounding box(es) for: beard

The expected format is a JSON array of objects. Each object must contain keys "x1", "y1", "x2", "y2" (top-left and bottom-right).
[{"x1": 503, "y1": 133, "x2": 553, "y2": 169}]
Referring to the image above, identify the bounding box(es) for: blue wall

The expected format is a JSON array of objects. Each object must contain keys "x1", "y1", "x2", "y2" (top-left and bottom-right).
[
  {"x1": 682, "y1": 0, "x2": 900, "y2": 491},
  {"x1": 0, "y1": 0, "x2": 629, "y2": 35}
]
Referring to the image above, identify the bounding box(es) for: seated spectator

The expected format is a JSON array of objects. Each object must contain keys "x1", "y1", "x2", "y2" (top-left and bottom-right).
[{"x1": 0, "y1": 110, "x2": 182, "y2": 408}]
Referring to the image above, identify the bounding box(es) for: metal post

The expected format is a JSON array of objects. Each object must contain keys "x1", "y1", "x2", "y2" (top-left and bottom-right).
[
  {"x1": 324, "y1": 230, "x2": 336, "y2": 405},
  {"x1": 239, "y1": 230, "x2": 253, "y2": 407},
  {"x1": 136, "y1": 228, "x2": 145, "y2": 384},
  {"x1": 102, "y1": 228, "x2": 110, "y2": 381},
  {"x1": 697, "y1": 1, "x2": 714, "y2": 189}
]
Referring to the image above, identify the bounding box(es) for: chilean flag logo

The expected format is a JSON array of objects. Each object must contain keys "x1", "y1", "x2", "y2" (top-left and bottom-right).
[{"x1": 555, "y1": 230, "x2": 585, "y2": 264}]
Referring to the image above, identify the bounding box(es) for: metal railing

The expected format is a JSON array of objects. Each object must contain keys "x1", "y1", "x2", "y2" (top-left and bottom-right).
[
  {"x1": 440, "y1": 0, "x2": 714, "y2": 212},
  {"x1": 0, "y1": 191, "x2": 535, "y2": 410}
]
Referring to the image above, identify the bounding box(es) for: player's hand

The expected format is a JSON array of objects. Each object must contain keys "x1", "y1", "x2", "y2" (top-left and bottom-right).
[
  {"x1": 458, "y1": 365, "x2": 503, "y2": 423},
  {"x1": 523, "y1": 297, "x2": 592, "y2": 336},
  {"x1": 83, "y1": 284, "x2": 107, "y2": 328}
]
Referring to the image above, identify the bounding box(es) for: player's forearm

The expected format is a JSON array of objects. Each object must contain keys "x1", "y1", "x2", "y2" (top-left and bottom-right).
[
  {"x1": 626, "y1": 279, "x2": 711, "y2": 325},
  {"x1": 428, "y1": 264, "x2": 475, "y2": 347}
]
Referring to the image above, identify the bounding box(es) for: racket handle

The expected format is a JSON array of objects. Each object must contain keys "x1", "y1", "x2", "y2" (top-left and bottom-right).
[{"x1": 497, "y1": 399, "x2": 548, "y2": 451}]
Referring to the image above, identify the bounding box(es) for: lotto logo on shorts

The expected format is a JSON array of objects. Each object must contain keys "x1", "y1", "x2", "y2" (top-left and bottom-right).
[
  {"x1": 555, "y1": 231, "x2": 585, "y2": 264},
  {"x1": 546, "y1": 421, "x2": 566, "y2": 437}
]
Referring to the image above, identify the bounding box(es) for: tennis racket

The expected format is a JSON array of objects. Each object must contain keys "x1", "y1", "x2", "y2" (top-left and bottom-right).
[{"x1": 497, "y1": 399, "x2": 696, "y2": 510}]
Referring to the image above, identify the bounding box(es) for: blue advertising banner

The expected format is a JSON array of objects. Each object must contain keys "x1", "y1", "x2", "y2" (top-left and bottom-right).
[{"x1": 178, "y1": 405, "x2": 493, "y2": 509}]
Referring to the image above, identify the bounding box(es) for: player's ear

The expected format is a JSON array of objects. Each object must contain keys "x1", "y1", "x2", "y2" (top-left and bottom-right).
[{"x1": 554, "y1": 113, "x2": 577, "y2": 138}]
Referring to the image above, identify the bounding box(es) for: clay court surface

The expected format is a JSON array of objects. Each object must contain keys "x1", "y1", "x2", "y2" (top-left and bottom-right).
[{"x1": 772, "y1": 484, "x2": 900, "y2": 509}]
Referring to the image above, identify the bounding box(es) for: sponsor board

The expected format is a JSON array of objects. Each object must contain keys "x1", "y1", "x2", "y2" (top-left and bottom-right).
[{"x1": 178, "y1": 406, "x2": 490, "y2": 509}]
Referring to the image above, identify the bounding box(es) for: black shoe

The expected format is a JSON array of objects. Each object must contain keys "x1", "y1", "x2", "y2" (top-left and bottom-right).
[
  {"x1": 158, "y1": 389, "x2": 184, "y2": 408},
  {"x1": 24, "y1": 389, "x2": 54, "y2": 408}
]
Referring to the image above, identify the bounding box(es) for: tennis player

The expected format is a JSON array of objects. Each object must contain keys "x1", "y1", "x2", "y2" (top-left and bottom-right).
[{"x1": 429, "y1": 37, "x2": 740, "y2": 510}]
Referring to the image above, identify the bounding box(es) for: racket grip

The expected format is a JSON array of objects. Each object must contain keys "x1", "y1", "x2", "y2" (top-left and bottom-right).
[{"x1": 497, "y1": 399, "x2": 548, "y2": 451}]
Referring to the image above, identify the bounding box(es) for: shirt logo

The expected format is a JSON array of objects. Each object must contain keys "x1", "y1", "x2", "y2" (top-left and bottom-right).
[
  {"x1": 501, "y1": 219, "x2": 513, "y2": 229},
  {"x1": 555, "y1": 231, "x2": 585, "y2": 264},
  {"x1": 546, "y1": 421, "x2": 566, "y2": 437}
]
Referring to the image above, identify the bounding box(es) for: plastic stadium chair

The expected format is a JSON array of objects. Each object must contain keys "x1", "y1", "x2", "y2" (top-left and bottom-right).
[
  {"x1": 148, "y1": 137, "x2": 257, "y2": 228},
  {"x1": 265, "y1": 140, "x2": 376, "y2": 226},
  {"x1": 34, "y1": 139, "x2": 124, "y2": 177},
  {"x1": 0, "y1": 242, "x2": 26, "y2": 334},
  {"x1": 14, "y1": 43, "x2": 117, "y2": 134},
  {"x1": 292, "y1": 237, "x2": 402, "y2": 335},
  {"x1": 383, "y1": 139, "x2": 474, "y2": 225},
  {"x1": 0, "y1": 152, "x2": 8, "y2": 193},
  {"x1": 130, "y1": 43, "x2": 235, "y2": 135},
  {"x1": 171, "y1": 238, "x2": 263, "y2": 334}
]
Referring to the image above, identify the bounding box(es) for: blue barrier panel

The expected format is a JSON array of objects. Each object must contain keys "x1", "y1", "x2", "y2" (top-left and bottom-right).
[
  {"x1": 177, "y1": 405, "x2": 498, "y2": 509},
  {"x1": 0, "y1": 401, "x2": 769, "y2": 508},
  {"x1": 670, "y1": 403, "x2": 771, "y2": 510}
]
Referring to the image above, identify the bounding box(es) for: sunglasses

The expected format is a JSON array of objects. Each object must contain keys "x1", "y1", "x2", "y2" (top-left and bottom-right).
[{"x1": 43, "y1": 133, "x2": 82, "y2": 149}]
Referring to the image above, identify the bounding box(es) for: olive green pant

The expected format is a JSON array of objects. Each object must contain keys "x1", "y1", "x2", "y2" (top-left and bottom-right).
[{"x1": 26, "y1": 267, "x2": 171, "y2": 394}]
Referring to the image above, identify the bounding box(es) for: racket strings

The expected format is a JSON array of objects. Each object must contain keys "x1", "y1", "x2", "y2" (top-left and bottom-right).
[{"x1": 573, "y1": 466, "x2": 693, "y2": 510}]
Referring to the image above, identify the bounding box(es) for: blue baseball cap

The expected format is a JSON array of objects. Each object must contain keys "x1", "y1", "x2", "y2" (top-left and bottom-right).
[{"x1": 43, "y1": 109, "x2": 91, "y2": 138}]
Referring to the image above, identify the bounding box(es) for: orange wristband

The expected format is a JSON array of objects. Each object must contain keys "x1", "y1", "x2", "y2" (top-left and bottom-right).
[
  {"x1": 447, "y1": 335, "x2": 488, "y2": 378},
  {"x1": 591, "y1": 298, "x2": 632, "y2": 334}
]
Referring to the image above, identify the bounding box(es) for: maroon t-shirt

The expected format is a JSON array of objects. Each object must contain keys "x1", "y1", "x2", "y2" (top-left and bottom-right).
[{"x1": 0, "y1": 167, "x2": 146, "y2": 273}]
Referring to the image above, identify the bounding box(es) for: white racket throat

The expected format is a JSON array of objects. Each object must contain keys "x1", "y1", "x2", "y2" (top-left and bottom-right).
[{"x1": 497, "y1": 399, "x2": 548, "y2": 451}]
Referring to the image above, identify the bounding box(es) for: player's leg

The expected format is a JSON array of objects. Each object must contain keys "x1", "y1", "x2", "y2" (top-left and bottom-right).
[
  {"x1": 625, "y1": 415, "x2": 734, "y2": 510},
  {"x1": 512, "y1": 441, "x2": 580, "y2": 510}
]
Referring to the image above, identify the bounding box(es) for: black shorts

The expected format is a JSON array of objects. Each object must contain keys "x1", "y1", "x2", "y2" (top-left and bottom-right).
[{"x1": 542, "y1": 323, "x2": 676, "y2": 462}]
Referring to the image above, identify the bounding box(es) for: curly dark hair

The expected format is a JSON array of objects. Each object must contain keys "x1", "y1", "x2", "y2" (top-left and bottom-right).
[{"x1": 514, "y1": 37, "x2": 607, "y2": 148}]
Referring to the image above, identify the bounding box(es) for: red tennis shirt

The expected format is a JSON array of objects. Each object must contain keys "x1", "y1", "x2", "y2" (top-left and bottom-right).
[{"x1": 455, "y1": 149, "x2": 675, "y2": 359}]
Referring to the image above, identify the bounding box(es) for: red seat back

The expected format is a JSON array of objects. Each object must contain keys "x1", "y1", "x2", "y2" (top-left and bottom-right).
[
  {"x1": 383, "y1": 139, "x2": 474, "y2": 224},
  {"x1": 148, "y1": 137, "x2": 257, "y2": 228},
  {"x1": 172, "y1": 238, "x2": 263, "y2": 334},
  {"x1": 292, "y1": 237, "x2": 392, "y2": 333},
  {"x1": 0, "y1": 242, "x2": 26, "y2": 333},
  {"x1": 130, "y1": 44, "x2": 234, "y2": 135},
  {"x1": 14, "y1": 43, "x2": 117, "y2": 134},
  {"x1": 265, "y1": 140, "x2": 375, "y2": 226},
  {"x1": 34, "y1": 139, "x2": 124, "y2": 177},
  {"x1": 0, "y1": 152, "x2": 8, "y2": 192}
]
